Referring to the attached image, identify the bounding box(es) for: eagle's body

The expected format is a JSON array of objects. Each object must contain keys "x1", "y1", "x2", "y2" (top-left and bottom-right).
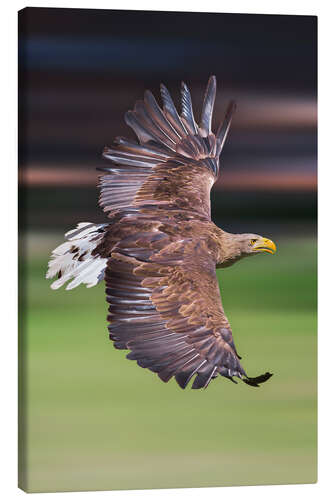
[{"x1": 47, "y1": 76, "x2": 276, "y2": 390}]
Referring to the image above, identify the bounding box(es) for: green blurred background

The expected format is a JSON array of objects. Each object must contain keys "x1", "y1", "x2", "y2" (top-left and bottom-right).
[
  {"x1": 19, "y1": 7, "x2": 317, "y2": 493},
  {"x1": 19, "y1": 234, "x2": 317, "y2": 492}
]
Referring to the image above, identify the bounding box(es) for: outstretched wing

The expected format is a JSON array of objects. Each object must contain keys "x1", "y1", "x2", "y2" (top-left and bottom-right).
[
  {"x1": 106, "y1": 230, "x2": 272, "y2": 389},
  {"x1": 99, "y1": 76, "x2": 236, "y2": 219}
]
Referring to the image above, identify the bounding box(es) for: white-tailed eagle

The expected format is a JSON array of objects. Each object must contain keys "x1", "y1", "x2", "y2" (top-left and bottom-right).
[{"x1": 47, "y1": 76, "x2": 276, "y2": 390}]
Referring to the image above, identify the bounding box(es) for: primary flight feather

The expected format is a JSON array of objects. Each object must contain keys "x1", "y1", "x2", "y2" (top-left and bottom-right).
[{"x1": 47, "y1": 76, "x2": 276, "y2": 390}]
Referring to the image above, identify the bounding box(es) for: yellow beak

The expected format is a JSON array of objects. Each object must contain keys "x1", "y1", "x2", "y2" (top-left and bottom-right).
[{"x1": 253, "y1": 237, "x2": 276, "y2": 255}]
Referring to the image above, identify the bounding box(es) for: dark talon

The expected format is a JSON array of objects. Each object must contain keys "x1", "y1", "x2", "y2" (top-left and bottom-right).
[{"x1": 243, "y1": 372, "x2": 273, "y2": 387}]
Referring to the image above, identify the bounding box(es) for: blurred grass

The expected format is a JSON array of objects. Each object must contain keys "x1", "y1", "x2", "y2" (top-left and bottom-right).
[{"x1": 19, "y1": 234, "x2": 317, "y2": 492}]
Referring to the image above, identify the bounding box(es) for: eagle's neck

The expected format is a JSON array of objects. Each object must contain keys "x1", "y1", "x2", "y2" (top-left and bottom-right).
[{"x1": 216, "y1": 232, "x2": 246, "y2": 269}]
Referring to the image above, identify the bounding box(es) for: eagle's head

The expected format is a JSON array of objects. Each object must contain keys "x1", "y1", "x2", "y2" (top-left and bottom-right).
[
  {"x1": 217, "y1": 232, "x2": 277, "y2": 268},
  {"x1": 237, "y1": 233, "x2": 277, "y2": 256}
]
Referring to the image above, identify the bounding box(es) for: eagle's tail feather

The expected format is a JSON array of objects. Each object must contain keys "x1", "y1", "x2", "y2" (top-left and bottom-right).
[{"x1": 46, "y1": 222, "x2": 108, "y2": 290}]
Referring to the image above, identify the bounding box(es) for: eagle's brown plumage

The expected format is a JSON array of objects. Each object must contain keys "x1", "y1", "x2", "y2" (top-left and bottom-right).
[{"x1": 47, "y1": 76, "x2": 276, "y2": 389}]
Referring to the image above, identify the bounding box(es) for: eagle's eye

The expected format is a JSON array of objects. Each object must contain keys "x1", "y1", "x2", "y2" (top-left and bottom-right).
[{"x1": 250, "y1": 238, "x2": 257, "y2": 245}]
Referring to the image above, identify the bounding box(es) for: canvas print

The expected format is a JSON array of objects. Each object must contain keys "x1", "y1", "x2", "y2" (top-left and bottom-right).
[{"x1": 18, "y1": 8, "x2": 317, "y2": 493}]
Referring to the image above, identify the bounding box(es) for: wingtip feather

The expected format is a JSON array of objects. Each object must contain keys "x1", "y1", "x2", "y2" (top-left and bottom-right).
[
  {"x1": 200, "y1": 75, "x2": 217, "y2": 136},
  {"x1": 216, "y1": 100, "x2": 237, "y2": 156}
]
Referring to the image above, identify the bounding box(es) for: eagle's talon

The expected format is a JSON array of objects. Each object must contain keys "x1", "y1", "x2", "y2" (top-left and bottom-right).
[{"x1": 243, "y1": 372, "x2": 273, "y2": 387}]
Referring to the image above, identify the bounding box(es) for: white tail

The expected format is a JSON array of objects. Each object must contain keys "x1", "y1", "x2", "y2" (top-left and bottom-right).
[{"x1": 46, "y1": 222, "x2": 108, "y2": 290}]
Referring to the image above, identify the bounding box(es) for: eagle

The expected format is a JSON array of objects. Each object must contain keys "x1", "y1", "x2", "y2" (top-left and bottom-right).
[{"x1": 46, "y1": 76, "x2": 276, "y2": 390}]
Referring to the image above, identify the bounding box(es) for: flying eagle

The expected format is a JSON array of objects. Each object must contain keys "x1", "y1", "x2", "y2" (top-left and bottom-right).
[{"x1": 47, "y1": 76, "x2": 276, "y2": 390}]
